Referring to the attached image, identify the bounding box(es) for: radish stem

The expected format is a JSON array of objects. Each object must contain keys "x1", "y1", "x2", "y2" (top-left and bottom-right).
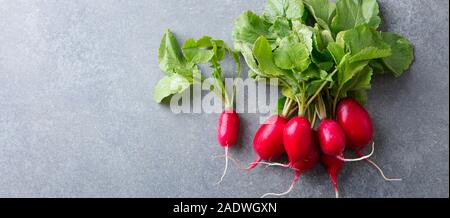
[
  {"x1": 282, "y1": 98, "x2": 294, "y2": 118},
  {"x1": 305, "y1": 69, "x2": 338, "y2": 110},
  {"x1": 287, "y1": 105, "x2": 299, "y2": 118},
  {"x1": 311, "y1": 106, "x2": 318, "y2": 127},
  {"x1": 332, "y1": 86, "x2": 343, "y2": 119}
]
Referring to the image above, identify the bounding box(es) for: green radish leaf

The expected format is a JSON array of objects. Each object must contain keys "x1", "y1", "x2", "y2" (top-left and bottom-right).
[
  {"x1": 337, "y1": 54, "x2": 369, "y2": 86},
  {"x1": 235, "y1": 42, "x2": 265, "y2": 77},
  {"x1": 307, "y1": 79, "x2": 325, "y2": 96},
  {"x1": 320, "y1": 69, "x2": 334, "y2": 82},
  {"x1": 253, "y1": 36, "x2": 285, "y2": 77},
  {"x1": 347, "y1": 65, "x2": 373, "y2": 90},
  {"x1": 304, "y1": 0, "x2": 336, "y2": 29},
  {"x1": 343, "y1": 24, "x2": 392, "y2": 61},
  {"x1": 349, "y1": 46, "x2": 392, "y2": 63},
  {"x1": 158, "y1": 30, "x2": 185, "y2": 74},
  {"x1": 369, "y1": 60, "x2": 386, "y2": 75},
  {"x1": 273, "y1": 35, "x2": 311, "y2": 71},
  {"x1": 313, "y1": 25, "x2": 334, "y2": 52},
  {"x1": 214, "y1": 46, "x2": 227, "y2": 63},
  {"x1": 335, "y1": 31, "x2": 346, "y2": 47},
  {"x1": 197, "y1": 36, "x2": 214, "y2": 47},
  {"x1": 314, "y1": 61, "x2": 334, "y2": 71},
  {"x1": 300, "y1": 65, "x2": 322, "y2": 81},
  {"x1": 311, "y1": 31, "x2": 334, "y2": 71},
  {"x1": 331, "y1": 0, "x2": 381, "y2": 33},
  {"x1": 381, "y1": 32, "x2": 415, "y2": 77},
  {"x1": 292, "y1": 22, "x2": 314, "y2": 53},
  {"x1": 327, "y1": 42, "x2": 346, "y2": 64},
  {"x1": 309, "y1": 24, "x2": 334, "y2": 69},
  {"x1": 154, "y1": 74, "x2": 191, "y2": 103},
  {"x1": 226, "y1": 0, "x2": 415, "y2": 112},
  {"x1": 270, "y1": 17, "x2": 292, "y2": 39},
  {"x1": 248, "y1": 69, "x2": 259, "y2": 79},
  {"x1": 172, "y1": 65, "x2": 202, "y2": 83},
  {"x1": 282, "y1": 86, "x2": 296, "y2": 99},
  {"x1": 263, "y1": 0, "x2": 305, "y2": 23},
  {"x1": 347, "y1": 90, "x2": 368, "y2": 105},
  {"x1": 232, "y1": 11, "x2": 272, "y2": 47},
  {"x1": 182, "y1": 38, "x2": 215, "y2": 64}
]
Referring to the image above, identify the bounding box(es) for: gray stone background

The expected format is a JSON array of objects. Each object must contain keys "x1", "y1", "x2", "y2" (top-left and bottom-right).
[{"x1": 0, "y1": 0, "x2": 448, "y2": 198}]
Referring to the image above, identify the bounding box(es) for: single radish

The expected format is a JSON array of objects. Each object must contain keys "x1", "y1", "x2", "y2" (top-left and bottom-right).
[
  {"x1": 261, "y1": 131, "x2": 320, "y2": 198},
  {"x1": 291, "y1": 130, "x2": 320, "y2": 172},
  {"x1": 337, "y1": 98, "x2": 373, "y2": 151},
  {"x1": 337, "y1": 98, "x2": 401, "y2": 181},
  {"x1": 216, "y1": 109, "x2": 240, "y2": 184},
  {"x1": 217, "y1": 109, "x2": 240, "y2": 147},
  {"x1": 317, "y1": 119, "x2": 346, "y2": 156},
  {"x1": 246, "y1": 115, "x2": 287, "y2": 170},
  {"x1": 318, "y1": 118, "x2": 374, "y2": 162},
  {"x1": 283, "y1": 116, "x2": 312, "y2": 166},
  {"x1": 321, "y1": 154, "x2": 344, "y2": 198}
]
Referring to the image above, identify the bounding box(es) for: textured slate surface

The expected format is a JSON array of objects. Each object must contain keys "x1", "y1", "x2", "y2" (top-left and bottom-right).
[{"x1": 0, "y1": 0, "x2": 448, "y2": 198}]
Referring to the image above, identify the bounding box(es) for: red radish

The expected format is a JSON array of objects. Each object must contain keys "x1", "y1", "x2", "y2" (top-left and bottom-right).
[
  {"x1": 261, "y1": 131, "x2": 320, "y2": 198},
  {"x1": 216, "y1": 109, "x2": 240, "y2": 184},
  {"x1": 291, "y1": 130, "x2": 320, "y2": 172},
  {"x1": 283, "y1": 116, "x2": 312, "y2": 166},
  {"x1": 246, "y1": 115, "x2": 287, "y2": 170},
  {"x1": 321, "y1": 154, "x2": 344, "y2": 198},
  {"x1": 317, "y1": 118, "x2": 374, "y2": 162},
  {"x1": 337, "y1": 98, "x2": 401, "y2": 181},
  {"x1": 317, "y1": 119, "x2": 346, "y2": 156},
  {"x1": 337, "y1": 98, "x2": 373, "y2": 151},
  {"x1": 217, "y1": 110, "x2": 240, "y2": 147}
]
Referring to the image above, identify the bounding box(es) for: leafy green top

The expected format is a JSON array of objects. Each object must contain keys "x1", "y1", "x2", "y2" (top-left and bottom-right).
[
  {"x1": 232, "y1": 0, "x2": 414, "y2": 116},
  {"x1": 154, "y1": 0, "x2": 414, "y2": 120},
  {"x1": 155, "y1": 30, "x2": 240, "y2": 108}
]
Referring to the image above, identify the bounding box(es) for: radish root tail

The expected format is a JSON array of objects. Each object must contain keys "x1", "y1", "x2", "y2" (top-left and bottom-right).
[
  {"x1": 330, "y1": 174, "x2": 340, "y2": 199},
  {"x1": 212, "y1": 153, "x2": 246, "y2": 169},
  {"x1": 244, "y1": 157, "x2": 262, "y2": 171},
  {"x1": 338, "y1": 142, "x2": 375, "y2": 162},
  {"x1": 356, "y1": 150, "x2": 402, "y2": 182},
  {"x1": 334, "y1": 186, "x2": 340, "y2": 199},
  {"x1": 257, "y1": 161, "x2": 301, "y2": 171},
  {"x1": 257, "y1": 161, "x2": 291, "y2": 169},
  {"x1": 261, "y1": 171, "x2": 301, "y2": 198},
  {"x1": 216, "y1": 147, "x2": 229, "y2": 185}
]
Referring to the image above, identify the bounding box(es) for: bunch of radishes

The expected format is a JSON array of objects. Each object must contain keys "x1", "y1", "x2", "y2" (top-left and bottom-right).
[
  {"x1": 155, "y1": 0, "x2": 414, "y2": 198},
  {"x1": 217, "y1": 95, "x2": 399, "y2": 198},
  {"x1": 224, "y1": 0, "x2": 413, "y2": 198}
]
